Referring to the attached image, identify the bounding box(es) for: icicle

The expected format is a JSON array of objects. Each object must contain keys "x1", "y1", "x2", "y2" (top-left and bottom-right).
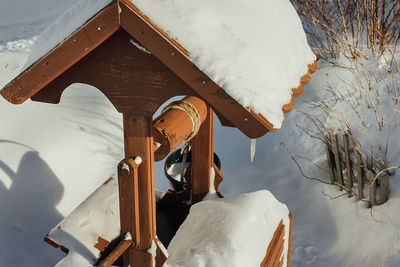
[{"x1": 250, "y1": 139, "x2": 256, "y2": 162}]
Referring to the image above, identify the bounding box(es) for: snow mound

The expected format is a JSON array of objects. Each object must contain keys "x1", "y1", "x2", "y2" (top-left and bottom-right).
[
  {"x1": 54, "y1": 251, "x2": 93, "y2": 267},
  {"x1": 165, "y1": 190, "x2": 290, "y2": 267}
]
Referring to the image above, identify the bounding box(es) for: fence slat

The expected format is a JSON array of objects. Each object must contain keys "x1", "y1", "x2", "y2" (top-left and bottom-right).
[
  {"x1": 379, "y1": 173, "x2": 389, "y2": 205},
  {"x1": 365, "y1": 170, "x2": 375, "y2": 207},
  {"x1": 355, "y1": 151, "x2": 364, "y2": 200},
  {"x1": 332, "y1": 134, "x2": 344, "y2": 190},
  {"x1": 324, "y1": 135, "x2": 336, "y2": 184},
  {"x1": 343, "y1": 134, "x2": 353, "y2": 197}
]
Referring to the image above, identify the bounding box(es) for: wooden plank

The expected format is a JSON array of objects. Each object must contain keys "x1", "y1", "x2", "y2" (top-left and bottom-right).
[
  {"x1": 379, "y1": 173, "x2": 389, "y2": 205},
  {"x1": 343, "y1": 134, "x2": 353, "y2": 197},
  {"x1": 191, "y1": 106, "x2": 214, "y2": 203},
  {"x1": 98, "y1": 239, "x2": 133, "y2": 267},
  {"x1": 332, "y1": 134, "x2": 344, "y2": 190},
  {"x1": 0, "y1": 2, "x2": 119, "y2": 104},
  {"x1": 155, "y1": 238, "x2": 168, "y2": 267},
  {"x1": 213, "y1": 163, "x2": 224, "y2": 193},
  {"x1": 261, "y1": 220, "x2": 284, "y2": 267},
  {"x1": 272, "y1": 241, "x2": 285, "y2": 267},
  {"x1": 118, "y1": 0, "x2": 272, "y2": 138},
  {"x1": 118, "y1": 158, "x2": 140, "y2": 248},
  {"x1": 287, "y1": 213, "x2": 293, "y2": 267},
  {"x1": 121, "y1": 115, "x2": 155, "y2": 267},
  {"x1": 355, "y1": 151, "x2": 364, "y2": 200},
  {"x1": 365, "y1": 170, "x2": 375, "y2": 207},
  {"x1": 269, "y1": 227, "x2": 285, "y2": 267},
  {"x1": 324, "y1": 135, "x2": 336, "y2": 184},
  {"x1": 31, "y1": 29, "x2": 193, "y2": 116}
]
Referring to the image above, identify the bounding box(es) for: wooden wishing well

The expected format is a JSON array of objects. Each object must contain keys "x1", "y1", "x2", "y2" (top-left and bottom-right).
[{"x1": 0, "y1": 1, "x2": 318, "y2": 266}]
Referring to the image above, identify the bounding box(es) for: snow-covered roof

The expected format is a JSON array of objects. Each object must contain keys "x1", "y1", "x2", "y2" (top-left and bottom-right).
[{"x1": 1, "y1": 0, "x2": 316, "y2": 130}]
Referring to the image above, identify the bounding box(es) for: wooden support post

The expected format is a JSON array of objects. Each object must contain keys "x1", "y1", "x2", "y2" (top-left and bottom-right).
[
  {"x1": 119, "y1": 114, "x2": 156, "y2": 267},
  {"x1": 332, "y1": 134, "x2": 344, "y2": 190},
  {"x1": 355, "y1": 151, "x2": 364, "y2": 200},
  {"x1": 324, "y1": 135, "x2": 336, "y2": 184},
  {"x1": 343, "y1": 134, "x2": 353, "y2": 197},
  {"x1": 191, "y1": 106, "x2": 214, "y2": 203}
]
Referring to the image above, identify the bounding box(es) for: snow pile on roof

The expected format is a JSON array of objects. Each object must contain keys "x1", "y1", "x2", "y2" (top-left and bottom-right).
[
  {"x1": 48, "y1": 178, "x2": 120, "y2": 263},
  {"x1": 22, "y1": 0, "x2": 113, "y2": 70},
  {"x1": 132, "y1": 0, "x2": 316, "y2": 128},
  {"x1": 18, "y1": 0, "x2": 314, "y2": 129},
  {"x1": 165, "y1": 190, "x2": 290, "y2": 267}
]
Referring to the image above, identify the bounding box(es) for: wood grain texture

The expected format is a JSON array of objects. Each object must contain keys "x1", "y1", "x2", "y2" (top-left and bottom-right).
[
  {"x1": 122, "y1": 115, "x2": 155, "y2": 267},
  {"x1": 191, "y1": 106, "x2": 214, "y2": 203},
  {"x1": 31, "y1": 29, "x2": 194, "y2": 116},
  {"x1": 0, "y1": 2, "x2": 119, "y2": 104},
  {"x1": 98, "y1": 239, "x2": 133, "y2": 267},
  {"x1": 261, "y1": 220, "x2": 284, "y2": 267}
]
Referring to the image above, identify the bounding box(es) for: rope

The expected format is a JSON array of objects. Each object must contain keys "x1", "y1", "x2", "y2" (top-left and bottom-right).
[{"x1": 162, "y1": 98, "x2": 201, "y2": 141}]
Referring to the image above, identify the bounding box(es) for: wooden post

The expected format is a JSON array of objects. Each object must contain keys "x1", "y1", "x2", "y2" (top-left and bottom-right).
[
  {"x1": 365, "y1": 170, "x2": 375, "y2": 207},
  {"x1": 379, "y1": 173, "x2": 389, "y2": 205},
  {"x1": 332, "y1": 134, "x2": 344, "y2": 190},
  {"x1": 119, "y1": 114, "x2": 156, "y2": 267},
  {"x1": 343, "y1": 134, "x2": 353, "y2": 197},
  {"x1": 324, "y1": 135, "x2": 336, "y2": 184},
  {"x1": 191, "y1": 106, "x2": 214, "y2": 203},
  {"x1": 355, "y1": 151, "x2": 364, "y2": 200}
]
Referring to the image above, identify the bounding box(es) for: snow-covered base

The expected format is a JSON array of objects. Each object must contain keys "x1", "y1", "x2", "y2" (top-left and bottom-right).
[
  {"x1": 48, "y1": 178, "x2": 120, "y2": 263},
  {"x1": 55, "y1": 252, "x2": 93, "y2": 267},
  {"x1": 165, "y1": 190, "x2": 290, "y2": 267}
]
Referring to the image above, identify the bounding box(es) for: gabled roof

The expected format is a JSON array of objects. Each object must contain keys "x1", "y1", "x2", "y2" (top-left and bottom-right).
[{"x1": 0, "y1": 0, "x2": 317, "y2": 138}]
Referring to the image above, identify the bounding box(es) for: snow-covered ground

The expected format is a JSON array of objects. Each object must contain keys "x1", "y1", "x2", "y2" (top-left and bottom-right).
[{"x1": 1, "y1": 1, "x2": 400, "y2": 267}]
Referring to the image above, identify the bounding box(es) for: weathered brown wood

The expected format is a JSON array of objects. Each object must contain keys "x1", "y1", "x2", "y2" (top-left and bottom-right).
[
  {"x1": 365, "y1": 170, "x2": 375, "y2": 207},
  {"x1": 98, "y1": 239, "x2": 133, "y2": 267},
  {"x1": 191, "y1": 106, "x2": 214, "y2": 203},
  {"x1": 152, "y1": 96, "x2": 207, "y2": 161},
  {"x1": 213, "y1": 163, "x2": 224, "y2": 193},
  {"x1": 44, "y1": 235, "x2": 69, "y2": 254},
  {"x1": 379, "y1": 173, "x2": 389, "y2": 204},
  {"x1": 270, "y1": 231, "x2": 285, "y2": 267},
  {"x1": 118, "y1": 157, "x2": 141, "y2": 249},
  {"x1": 122, "y1": 115, "x2": 155, "y2": 267},
  {"x1": 31, "y1": 29, "x2": 194, "y2": 116},
  {"x1": 343, "y1": 134, "x2": 353, "y2": 197},
  {"x1": 287, "y1": 213, "x2": 293, "y2": 267},
  {"x1": 118, "y1": 0, "x2": 272, "y2": 138},
  {"x1": 332, "y1": 134, "x2": 344, "y2": 190},
  {"x1": 355, "y1": 151, "x2": 364, "y2": 200},
  {"x1": 0, "y1": 2, "x2": 119, "y2": 104},
  {"x1": 155, "y1": 238, "x2": 168, "y2": 267},
  {"x1": 261, "y1": 220, "x2": 284, "y2": 267},
  {"x1": 324, "y1": 135, "x2": 336, "y2": 184}
]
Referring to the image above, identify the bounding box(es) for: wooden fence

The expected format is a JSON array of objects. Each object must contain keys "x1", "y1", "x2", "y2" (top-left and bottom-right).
[{"x1": 324, "y1": 132, "x2": 390, "y2": 207}]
